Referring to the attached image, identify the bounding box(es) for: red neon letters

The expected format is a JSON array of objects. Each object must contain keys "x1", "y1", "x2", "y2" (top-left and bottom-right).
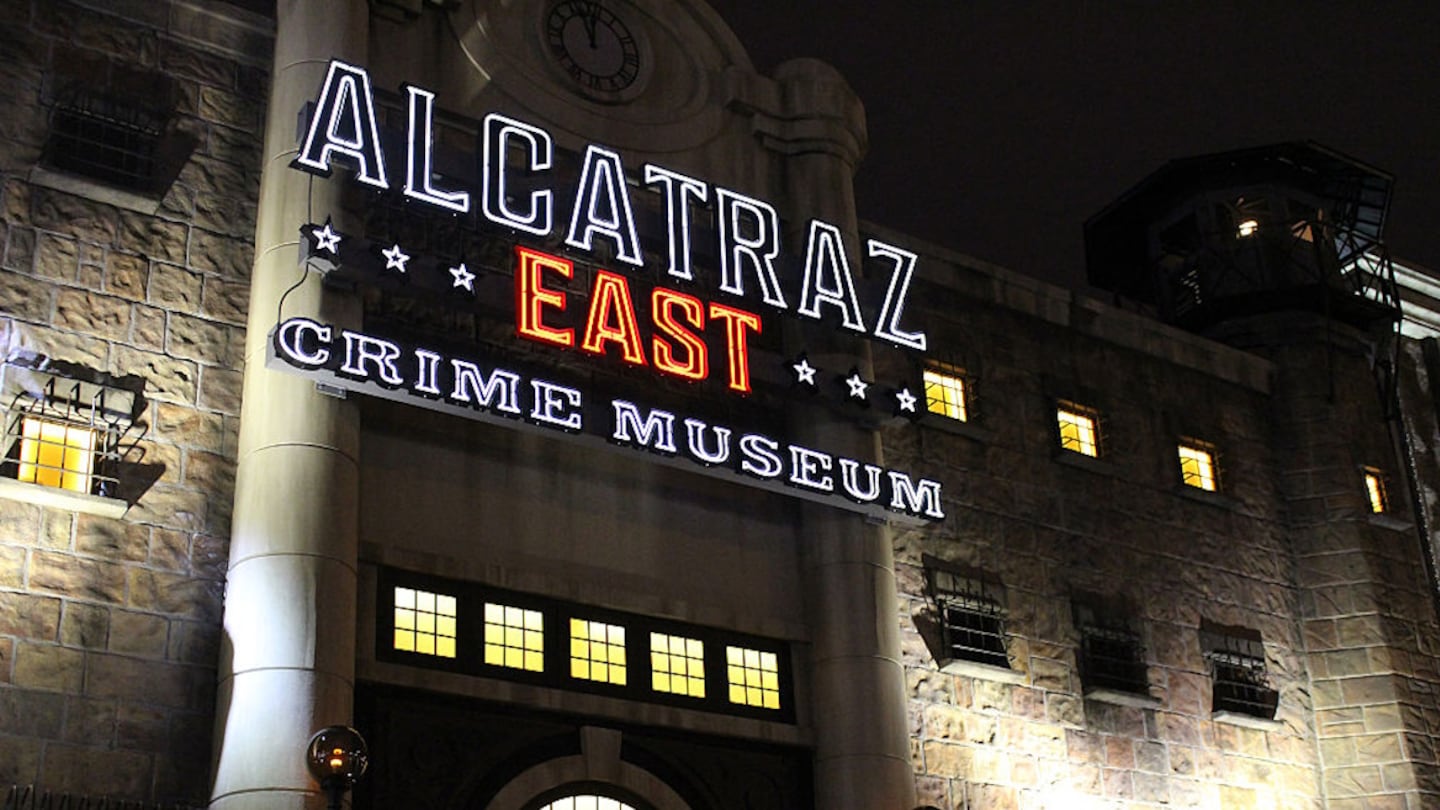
[{"x1": 514, "y1": 246, "x2": 760, "y2": 393}]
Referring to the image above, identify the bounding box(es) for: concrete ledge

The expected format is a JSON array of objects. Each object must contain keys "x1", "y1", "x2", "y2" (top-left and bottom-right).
[
  {"x1": 1212, "y1": 710, "x2": 1283, "y2": 731},
  {"x1": 1054, "y1": 450, "x2": 1121, "y2": 477},
  {"x1": 1368, "y1": 514, "x2": 1414, "y2": 532},
  {"x1": 1084, "y1": 688, "x2": 1161, "y2": 709},
  {"x1": 28, "y1": 166, "x2": 163, "y2": 216},
  {"x1": 941, "y1": 658, "x2": 1026, "y2": 684},
  {"x1": 0, "y1": 477, "x2": 128, "y2": 518}
]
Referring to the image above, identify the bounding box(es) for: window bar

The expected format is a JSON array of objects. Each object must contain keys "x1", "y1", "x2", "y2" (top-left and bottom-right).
[{"x1": 2, "y1": 376, "x2": 130, "y2": 498}]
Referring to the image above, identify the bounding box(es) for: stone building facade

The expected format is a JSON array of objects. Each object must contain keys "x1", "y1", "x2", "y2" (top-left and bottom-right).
[{"x1": 1, "y1": 2, "x2": 1439, "y2": 810}]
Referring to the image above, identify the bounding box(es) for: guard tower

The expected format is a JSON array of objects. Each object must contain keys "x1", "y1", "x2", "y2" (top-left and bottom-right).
[{"x1": 1084, "y1": 141, "x2": 1400, "y2": 332}]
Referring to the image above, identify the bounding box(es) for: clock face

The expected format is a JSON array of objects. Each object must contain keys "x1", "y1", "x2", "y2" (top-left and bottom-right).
[{"x1": 545, "y1": 1, "x2": 642, "y2": 94}]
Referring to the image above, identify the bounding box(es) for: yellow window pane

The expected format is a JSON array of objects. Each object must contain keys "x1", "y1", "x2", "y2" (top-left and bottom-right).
[
  {"x1": 525, "y1": 651, "x2": 543, "y2": 671},
  {"x1": 726, "y1": 647, "x2": 742, "y2": 665},
  {"x1": 505, "y1": 647, "x2": 522, "y2": 668},
  {"x1": 394, "y1": 630, "x2": 414, "y2": 652},
  {"x1": 686, "y1": 639, "x2": 703, "y2": 658},
  {"x1": 416, "y1": 613, "x2": 434, "y2": 633},
  {"x1": 437, "y1": 616, "x2": 456, "y2": 637},
  {"x1": 416, "y1": 635, "x2": 434, "y2": 655},
  {"x1": 395, "y1": 608, "x2": 415, "y2": 630},
  {"x1": 436, "y1": 637, "x2": 456, "y2": 658},
  {"x1": 524, "y1": 610, "x2": 543, "y2": 631},
  {"x1": 922, "y1": 368, "x2": 967, "y2": 421},
  {"x1": 395, "y1": 588, "x2": 416, "y2": 609},
  {"x1": 485, "y1": 603, "x2": 503, "y2": 623},
  {"x1": 18, "y1": 418, "x2": 96, "y2": 493},
  {"x1": 612, "y1": 666, "x2": 626, "y2": 686},
  {"x1": 729, "y1": 683, "x2": 746, "y2": 703},
  {"x1": 485, "y1": 624, "x2": 502, "y2": 644},
  {"x1": 763, "y1": 692, "x2": 779, "y2": 710},
  {"x1": 571, "y1": 618, "x2": 588, "y2": 638},
  {"x1": 437, "y1": 595, "x2": 456, "y2": 616},
  {"x1": 484, "y1": 646, "x2": 503, "y2": 666},
  {"x1": 1058, "y1": 408, "x2": 1098, "y2": 457},
  {"x1": 1179, "y1": 444, "x2": 1216, "y2": 491},
  {"x1": 688, "y1": 679, "x2": 705, "y2": 698},
  {"x1": 416, "y1": 591, "x2": 435, "y2": 612},
  {"x1": 653, "y1": 672, "x2": 670, "y2": 692},
  {"x1": 572, "y1": 660, "x2": 590, "y2": 679},
  {"x1": 1365, "y1": 472, "x2": 1386, "y2": 513}
]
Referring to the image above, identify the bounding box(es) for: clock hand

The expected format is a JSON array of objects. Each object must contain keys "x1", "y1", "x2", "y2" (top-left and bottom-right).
[{"x1": 580, "y1": 0, "x2": 600, "y2": 47}]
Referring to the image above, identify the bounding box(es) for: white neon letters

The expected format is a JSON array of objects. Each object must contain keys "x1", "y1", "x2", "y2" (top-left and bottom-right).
[
  {"x1": 643, "y1": 164, "x2": 709, "y2": 281},
  {"x1": 293, "y1": 60, "x2": 389, "y2": 189},
  {"x1": 403, "y1": 85, "x2": 470, "y2": 213},
  {"x1": 797, "y1": 220, "x2": 866, "y2": 332},
  {"x1": 482, "y1": 113, "x2": 554, "y2": 236},
  {"x1": 566, "y1": 146, "x2": 643, "y2": 268},
  {"x1": 715, "y1": 188, "x2": 787, "y2": 309},
  {"x1": 867, "y1": 239, "x2": 928, "y2": 351}
]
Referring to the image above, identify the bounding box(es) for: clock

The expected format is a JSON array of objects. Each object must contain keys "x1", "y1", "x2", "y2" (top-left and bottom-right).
[{"x1": 544, "y1": 1, "x2": 643, "y2": 95}]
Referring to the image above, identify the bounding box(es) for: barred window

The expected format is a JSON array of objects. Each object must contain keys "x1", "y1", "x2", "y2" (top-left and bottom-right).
[
  {"x1": 1, "y1": 364, "x2": 139, "y2": 502},
  {"x1": 651, "y1": 633, "x2": 705, "y2": 698},
  {"x1": 393, "y1": 587, "x2": 457, "y2": 659},
  {"x1": 1202, "y1": 623, "x2": 1277, "y2": 719},
  {"x1": 1056, "y1": 402, "x2": 1100, "y2": 457},
  {"x1": 922, "y1": 364, "x2": 968, "y2": 422},
  {"x1": 1363, "y1": 468, "x2": 1388, "y2": 514},
  {"x1": 925, "y1": 557, "x2": 1008, "y2": 669},
  {"x1": 484, "y1": 603, "x2": 544, "y2": 672},
  {"x1": 1073, "y1": 599, "x2": 1147, "y2": 696},
  {"x1": 1178, "y1": 439, "x2": 1218, "y2": 491},
  {"x1": 570, "y1": 618, "x2": 627, "y2": 685},
  {"x1": 726, "y1": 645, "x2": 780, "y2": 710}
]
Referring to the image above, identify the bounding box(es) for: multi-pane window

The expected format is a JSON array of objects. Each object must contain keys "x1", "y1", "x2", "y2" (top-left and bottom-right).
[
  {"x1": 923, "y1": 365, "x2": 968, "y2": 421},
  {"x1": 393, "y1": 587, "x2": 457, "y2": 658},
  {"x1": 1178, "y1": 440, "x2": 1218, "y2": 491},
  {"x1": 1202, "y1": 623, "x2": 1278, "y2": 719},
  {"x1": 536, "y1": 797, "x2": 637, "y2": 810},
  {"x1": 651, "y1": 633, "x2": 705, "y2": 698},
  {"x1": 570, "y1": 618, "x2": 627, "y2": 685},
  {"x1": 925, "y1": 558, "x2": 1008, "y2": 669},
  {"x1": 1056, "y1": 403, "x2": 1099, "y2": 457},
  {"x1": 726, "y1": 646, "x2": 780, "y2": 710},
  {"x1": 16, "y1": 416, "x2": 97, "y2": 493},
  {"x1": 484, "y1": 603, "x2": 544, "y2": 672},
  {"x1": 1363, "y1": 468, "x2": 1388, "y2": 514}
]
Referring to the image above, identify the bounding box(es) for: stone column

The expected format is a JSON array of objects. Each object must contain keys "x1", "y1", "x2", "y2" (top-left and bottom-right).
[
  {"x1": 209, "y1": 2, "x2": 367, "y2": 808},
  {"x1": 757, "y1": 59, "x2": 916, "y2": 810}
]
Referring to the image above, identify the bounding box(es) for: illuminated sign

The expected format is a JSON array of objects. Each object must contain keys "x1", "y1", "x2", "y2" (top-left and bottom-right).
[{"x1": 272, "y1": 59, "x2": 946, "y2": 524}]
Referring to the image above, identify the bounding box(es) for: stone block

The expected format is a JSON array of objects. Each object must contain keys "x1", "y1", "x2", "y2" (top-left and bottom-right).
[
  {"x1": 1135, "y1": 739, "x2": 1168, "y2": 773},
  {"x1": 105, "y1": 252, "x2": 149, "y2": 300},
  {"x1": 0, "y1": 543, "x2": 23, "y2": 587},
  {"x1": 198, "y1": 84, "x2": 259, "y2": 130},
  {"x1": 167, "y1": 619, "x2": 219, "y2": 665},
  {"x1": 148, "y1": 527, "x2": 189, "y2": 572},
  {"x1": 35, "y1": 231, "x2": 80, "y2": 280},
  {"x1": 148, "y1": 262, "x2": 202, "y2": 311},
  {"x1": 109, "y1": 610, "x2": 169, "y2": 657},
  {"x1": 31, "y1": 186, "x2": 119, "y2": 245},
  {"x1": 189, "y1": 227, "x2": 252, "y2": 278},
  {"x1": 167, "y1": 312, "x2": 239, "y2": 365},
  {"x1": 0, "y1": 636, "x2": 10, "y2": 683},
  {"x1": 13, "y1": 642, "x2": 84, "y2": 692},
  {"x1": 161, "y1": 40, "x2": 236, "y2": 88},
  {"x1": 131, "y1": 303, "x2": 167, "y2": 349},
  {"x1": 1341, "y1": 674, "x2": 1399, "y2": 705},
  {"x1": 0, "y1": 498, "x2": 41, "y2": 544},
  {"x1": 1133, "y1": 770, "x2": 1170, "y2": 803},
  {"x1": 190, "y1": 533, "x2": 228, "y2": 579},
  {"x1": 30, "y1": 551, "x2": 126, "y2": 603},
  {"x1": 40, "y1": 743, "x2": 153, "y2": 799},
  {"x1": 921, "y1": 740, "x2": 969, "y2": 778},
  {"x1": 200, "y1": 274, "x2": 248, "y2": 324},
  {"x1": 61, "y1": 695, "x2": 118, "y2": 745},
  {"x1": 198, "y1": 363, "x2": 243, "y2": 414},
  {"x1": 41, "y1": 510, "x2": 74, "y2": 550},
  {"x1": 112, "y1": 345, "x2": 198, "y2": 404},
  {"x1": 0, "y1": 266, "x2": 55, "y2": 321},
  {"x1": 125, "y1": 483, "x2": 208, "y2": 532},
  {"x1": 117, "y1": 701, "x2": 169, "y2": 751},
  {"x1": 0, "y1": 686, "x2": 64, "y2": 737},
  {"x1": 59, "y1": 601, "x2": 110, "y2": 649},
  {"x1": 127, "y1": 568, "x2": 222, "y2": 621},
  {"x1": 75, "y1": 513, "x2": 150, "y2": 561},
  {"x1": 922, "y1": 703, "x2": 965, "y2": 740},
  {"x1": 4, "y1": 224, "x2": 36, "y2": 272},
  {"x1": 1324, "y1": 764, "x2": 1385, "y2": 797},
  {"x1": 154, "y1": 403, "x2": 226, "y2": 451},
  {"x1": 0, "y1": 592, "x2": 61, "y2": 640},
  {"x1": 119, "y1": 210, "x2": 187, "y2": 264},
  {"x1": 1322, "y1": 736, "x2": 1358, "y2": 766},
  {"x1": 1354, "y1": 732, "x2": 1405, "y2": 765},
  {"x1": 1045, "y1": 692, "x2": 1082, "y2": 728}
]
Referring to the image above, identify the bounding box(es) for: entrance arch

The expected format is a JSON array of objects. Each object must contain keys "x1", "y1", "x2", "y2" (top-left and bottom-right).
[{"x1": 484, "y1": 727, "x2": 691, "y2": 810}]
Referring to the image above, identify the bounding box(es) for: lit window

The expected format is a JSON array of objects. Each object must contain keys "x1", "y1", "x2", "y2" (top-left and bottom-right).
[
  {"x1": 1178, "y1": 441, "x2": 1217, "y2": 491},
  {"x1": 570, "y1": 618, "x2": 626, "y2": 685},
  {"x1": 923, "y1": 365, "x2": 967, "y2": 421},
  {"x1": 1363, "y1": 468, "x2": 1387, "y2": 514},
  {"x1": 651, "y1": 632, "x2": 705, "y2": 698},
  {"x1": 1056, "y1": 404, "x2": 1099, "y2": 457},
  {"x1": 536, "y1": 797, "x2": 636, "y2": 810},
  {"x1": 726, "y1": 646, "x2": 780, "y2": 710},
  {"x1": 17, "y1": 416, "x2": 97, "y2": 493},
  {"x1": 1236, "y1": 219, "x2": 1259, "y2": 238},
  {"x1": 393, "y1": 587, "x2": 457, "y2": 658},
  {"x1": 484, "y1": 603, "x2": 544, "y2": 672}
]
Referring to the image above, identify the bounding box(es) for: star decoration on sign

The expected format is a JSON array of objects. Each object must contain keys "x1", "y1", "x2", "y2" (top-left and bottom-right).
[
  {"x1": 792, "y1": 356, "x2": 818, "y2": 387},
  {"x1": 844, "y1": 370, "x2": 870, "y2": 402},
  {"x1": 311, "y1": 222, "x2": 341, "y2": 254},
  {"x1": 896, "y1": 387, "x2": 918, "y2": 414},
  {"x1": 382, "y1": 244, "x2": 410, "y2": 274},
  {"x1": 449, "y1": 262, "x2": 476, "y2": 292}
]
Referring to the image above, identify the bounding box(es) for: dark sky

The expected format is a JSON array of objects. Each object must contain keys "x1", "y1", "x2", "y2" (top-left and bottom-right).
[{"x1": 706, "y1": 2, "x2": 1440, "y2": 291}]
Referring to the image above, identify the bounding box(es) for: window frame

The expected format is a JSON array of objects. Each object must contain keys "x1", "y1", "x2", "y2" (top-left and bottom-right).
[
  {"x1": 1201, "y1": 622, "x2": 1278, "y2": 721},
  {"x1": 923, "y1": 555, "x2": 1009, "y2": 671},
  {"x1": 921, "y1": 362, "x2": 971, "y2": 423},
  {"x1": 1176, "y1": 438, "x2": 1220, "y2": 492},
  {"x1": 1054, "y1": 400, "x2": 1102, "y2": 458}
]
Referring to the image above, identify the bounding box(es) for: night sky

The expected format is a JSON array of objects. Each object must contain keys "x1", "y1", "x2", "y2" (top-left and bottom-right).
[{"x1": 706, "y1": 2, "x2": 1440, "y2": 292}]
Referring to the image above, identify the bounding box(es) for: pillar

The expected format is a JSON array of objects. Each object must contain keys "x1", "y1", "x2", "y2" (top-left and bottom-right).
[{"x1": 209, "y1": 1, "x2": 368, "y2": 808}]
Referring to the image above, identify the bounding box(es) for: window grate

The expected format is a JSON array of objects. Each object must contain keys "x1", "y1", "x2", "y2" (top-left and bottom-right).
[
  {"x1": 1079, "y1": 625, "x2": 1148, "y2": 694},
  {"x1": 925, "y1": 558, "x2": 1008, "y2": 669},
  {"x1": 1, "y1": 372, "x2": 135, "y2": 499},
  {"x1": 43, "y1": 88, "x2": 165, "y2": 193},
  {"x1": 1202, "y1": 625, "x2": 1278, "y2": 719}
]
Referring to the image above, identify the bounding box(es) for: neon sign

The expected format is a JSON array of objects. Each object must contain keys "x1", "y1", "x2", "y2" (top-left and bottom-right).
[{"x1": 274, "y1": 59, "x2": 945, "y2": 523}]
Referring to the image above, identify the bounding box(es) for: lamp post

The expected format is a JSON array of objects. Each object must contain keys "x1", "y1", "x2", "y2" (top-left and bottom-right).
[{"x1": 306, "y1": 726, "x2": 370, "y2": 810}]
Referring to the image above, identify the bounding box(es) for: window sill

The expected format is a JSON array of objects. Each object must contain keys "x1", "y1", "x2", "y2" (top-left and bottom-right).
[
  {"x1": 28, "y1": 166, "x2": 163, "y2": 216},
  {"x1": 920, "y1": 414, "x2": 994, "y2": 443},
  {"x1": 1368, "y1": 514, "x2": 1413, "y2": 532},
  {"x1": 1173, "y1": 484, "x2": 1240, "y2": 510},
  {"x1": 940, "y1": 658, "x2": 1025, "y2": 684},
  {"x1": 0, "y1": 478, "x2": 127, "y2": 519},
  {"x1": 1212, "y1": 710, "x2": 1282, "y2": 731},
  {"x1": 1084, "y1": 687, "x2": 1160, "y2": 709},
  {"x1": 1054, "y1": 450, "x2": 1119, "y2": 476}
]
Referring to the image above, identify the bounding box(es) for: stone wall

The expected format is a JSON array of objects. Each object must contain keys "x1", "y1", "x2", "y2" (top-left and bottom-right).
[
  {"x1": 0, "y1": 0, "x2": 270, "y2": 803},
  {"x1": 869, "y1": 245, "x2": 1422, "y2": 801}
]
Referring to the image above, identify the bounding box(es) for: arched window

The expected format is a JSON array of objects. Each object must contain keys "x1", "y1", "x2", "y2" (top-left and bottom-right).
[{"x1": 534, "y1": 795, "x2": 640, "y2": 810}]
